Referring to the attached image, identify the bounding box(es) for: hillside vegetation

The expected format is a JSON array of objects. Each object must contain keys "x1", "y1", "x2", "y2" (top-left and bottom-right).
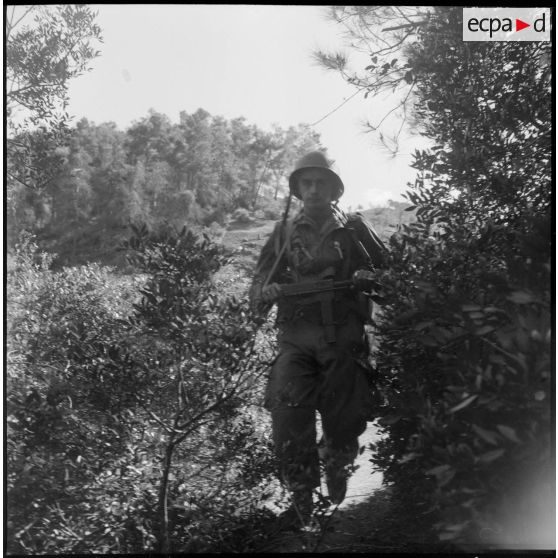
[{"x1": 6, "y1": 4, "x2": 552, "y2": 555}]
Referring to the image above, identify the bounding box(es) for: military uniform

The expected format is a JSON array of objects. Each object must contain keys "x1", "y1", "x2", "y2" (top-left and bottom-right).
[{"x1": 250, "y1": 207, "x2": 385, "y2": 503}]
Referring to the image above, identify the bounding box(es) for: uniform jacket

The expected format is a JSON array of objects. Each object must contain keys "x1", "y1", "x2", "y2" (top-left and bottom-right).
[{"x1": 249, "y1": 208, "x2": 386, "y2": 325}]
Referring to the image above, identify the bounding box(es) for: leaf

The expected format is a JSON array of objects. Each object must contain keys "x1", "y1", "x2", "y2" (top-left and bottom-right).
[
  {"x1": 377, "y1": 415, "x2": 401, "y2": 426},
  {"x1": 439, "y1": 532, "x2": 458, "y2": 541},
  {"x1": 477, "y1": 449, "x2": 505, "y2": 464},
  {"x1": 472, "y1": 424, "x2": 499, "y2": 445},
  {"x1": 426, "y1": 464, "x2": 451, "y2": 476},
  {"x1": 474, "y1": 325, "x2": 496, "y2": 336},
  {"x1": 487, "y1": 352, "x2": 504, "y2": 368},
  {"x1": 507, "y1": 291, "x2": 534, "y2": 304},
  {"x1": 496, "y1": 424, "x2": 521, "y2": 443},
  {"x1": 448, "y1": 394, "x2": 478, "y2": 414},
  {"x1": 414, "y1": 321, "x2": 433, "y2": 331},
  {"x1": 462, "y1": 304, "x2": 482, "y2": 312},
  {"x1": 438, "y1": 468, "x2": 456, "y2": 487},
  {"x1": 398, "y1": 452, "x2": 419, "y2": 464},
  {"x1": 468, "y1": 311, "x2": 485, "y2": 320},
  {"x1": 405, "y1": 205, "x2": 417, "y2": 211},
  {"x1": 417, "y1": 335, "x2": 438, "y2": 347}
]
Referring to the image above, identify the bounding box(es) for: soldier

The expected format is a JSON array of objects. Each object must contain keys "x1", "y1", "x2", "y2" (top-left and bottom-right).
[{"x1": 249, "y1": 151, "x2": 386, "y2": 526}]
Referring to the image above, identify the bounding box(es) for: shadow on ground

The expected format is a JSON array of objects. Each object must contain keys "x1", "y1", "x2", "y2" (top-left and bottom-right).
[{"x1": 254, "y1": 486, "x2": 449, "y2": 554}]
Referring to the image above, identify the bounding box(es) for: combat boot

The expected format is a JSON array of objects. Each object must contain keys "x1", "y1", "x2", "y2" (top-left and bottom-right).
[
  {"x1": 318, "y1": 439, "x2": 351, "y2": 505},
  {"x1": 277, "y1": 489, "x2": 313, "y2": 530},
  {"x1": 324, "y1": 462, "x2": 349, "y2": 505}
]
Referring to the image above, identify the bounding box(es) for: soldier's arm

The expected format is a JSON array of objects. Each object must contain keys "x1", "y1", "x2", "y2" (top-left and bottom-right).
[
  {"x1": 248, "y1": 222, "x2": 287, "y2": 315},
  {"x1": 350, "y1": 213, "x2": 388, "y2": 268}
]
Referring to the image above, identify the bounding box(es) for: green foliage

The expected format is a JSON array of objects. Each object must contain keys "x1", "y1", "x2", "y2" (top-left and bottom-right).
[
  {"x1": 6, "y1": 5, "x2": 102, "y2": 126},
  {"x1": 361, "y1": 200, "x2": 417, "y2": 242},
  {"x1": 9, "y1": 110, "x2": 323, "y2": 267},
  {"x1": 6, "y1": 5, "x2": 103, "y2": 220},
  {"x1": 7, "y1": 225, "x2": 278, "y2": 554},
  {"x1": 232, "y1": 207, "x2": 254, "y2": 224},
  {"x1": 327, "y1": 5, "x2": 552, "y2": 549},
  {"x1": 7, "y1": 235, "x2": 146, "y2": 553}
]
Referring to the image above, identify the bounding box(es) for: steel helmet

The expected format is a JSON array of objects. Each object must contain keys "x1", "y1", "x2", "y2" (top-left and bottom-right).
[{"x1": 288, "y1": 151, "x2": 344, "y2": 201}]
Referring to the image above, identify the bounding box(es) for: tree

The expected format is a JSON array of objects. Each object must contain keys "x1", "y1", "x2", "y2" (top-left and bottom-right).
[
  {"x1": 9, "y1": 104, "x2": 327, "y2": 265},
  {"x1": 124, "y1": 224, "x2": 276, "y2": 552},
  {"x1": 314, "y1": 6, "x2": 430, "y2": 154},
  {"x1": 322, "y1": 6, "x2": 552, "y2": 548},
  {"x1": 6, "y1": 5, "x2": 103, "y2": 245}
]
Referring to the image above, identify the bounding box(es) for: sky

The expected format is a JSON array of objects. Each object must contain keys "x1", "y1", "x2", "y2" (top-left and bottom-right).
[{"x1": 36, "y1": 5, "x2": 431, "y2": 209}]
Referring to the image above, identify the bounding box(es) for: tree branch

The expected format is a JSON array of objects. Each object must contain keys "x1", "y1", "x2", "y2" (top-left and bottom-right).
[
  {"x1": 367, "y1": 81, "x2": 415, "y2": 131},
  {"x1": 382, "y1": 21, "x2": 428, "y2": 32},
  {"x1": 7, "y1": 170, "x2": 33, "y2": 190},
  {"x1": 8, "y1": 81, "x2": 66, "y2": 97},
  {"x1": 310, "y1": 88, "x2": 363, "y2": 126},
  {"x1": 6, "y1": 5, "x2": 36, "y2": 40}
]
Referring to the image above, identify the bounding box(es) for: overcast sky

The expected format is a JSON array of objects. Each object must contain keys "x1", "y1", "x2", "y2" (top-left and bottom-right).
[{"x1": 61, "y1": 5, "x2": 430, "y2": 209}]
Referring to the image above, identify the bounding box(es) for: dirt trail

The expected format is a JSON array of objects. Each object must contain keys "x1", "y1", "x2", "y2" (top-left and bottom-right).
[
  {"x1": 257, "y1": 425, "x2": 391, "y2": 553},
  {"x1": 339, "y1": 426, "x2": 384, "y2": 509}
]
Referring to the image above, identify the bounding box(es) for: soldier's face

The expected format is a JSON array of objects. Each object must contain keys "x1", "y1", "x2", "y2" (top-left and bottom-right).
[{"x1": 297, "y1": 169, "x2": 335, "y2": 210}]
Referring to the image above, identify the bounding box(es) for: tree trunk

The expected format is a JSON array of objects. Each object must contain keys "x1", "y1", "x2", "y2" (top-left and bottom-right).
[{"x1": 157, "y1": 439, "x2": 176, "y2": 553}]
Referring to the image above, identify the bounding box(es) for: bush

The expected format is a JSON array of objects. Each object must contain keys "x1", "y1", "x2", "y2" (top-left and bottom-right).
[
  {"x1": 372, "y1": 212, "x2": 551, "y2": 547},
  {"x1": 356, "y1": 7, "x2": 552, "y2": 549},
  {"x1": 7, "y1": 226, "x2": 278, "y2": 553},
  {"x1": 232, "y1": 207, "x2": 253, "y2": 224},
  {"x1": 7, "y1": 234, "x2": 148, "y2": 554}
]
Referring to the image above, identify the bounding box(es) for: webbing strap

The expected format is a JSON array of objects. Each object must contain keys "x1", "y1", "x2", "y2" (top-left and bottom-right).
[
  {"x1": 320, "y1": 291, "x2": 336, "y2": 343},
  {"x1": 263, "y1": 218, "x2": 295, "y2": 289}
]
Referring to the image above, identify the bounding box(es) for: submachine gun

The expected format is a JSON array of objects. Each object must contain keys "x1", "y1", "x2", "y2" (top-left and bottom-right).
[
  {"x1": 277, "y1": 276, "x2": 382, "y2": 299},
  {"x1": 276, "y1": 276, "x2": 383, "y2": 344}
]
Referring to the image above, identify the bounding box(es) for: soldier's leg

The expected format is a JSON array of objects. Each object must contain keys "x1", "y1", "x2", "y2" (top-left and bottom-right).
[
  {"x1": 318, "y1": 375, "x2": 368, "y2": 504},
  {"x1": 271, "y1": 408, "x2": 319, "y2": 516},
  {"x1": 317, "y1": 319, "x2": 372, "y2": 504},
  {"x1": 265, "y1": 348, "x2": 321, "y2": 508}
]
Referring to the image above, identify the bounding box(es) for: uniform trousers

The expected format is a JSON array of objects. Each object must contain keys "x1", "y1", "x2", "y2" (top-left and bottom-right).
[{"x1": 264, "y1": 309, "x2": 372, "y2": 494}]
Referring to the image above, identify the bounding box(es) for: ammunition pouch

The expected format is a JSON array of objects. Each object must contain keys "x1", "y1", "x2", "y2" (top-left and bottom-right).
[{"x1": 277, "y1": 294, "x2": 362, "y2": 328}]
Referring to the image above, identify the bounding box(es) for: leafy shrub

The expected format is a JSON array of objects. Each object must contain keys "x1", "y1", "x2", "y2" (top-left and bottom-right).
[
  {"x1": 7, "y1": 235, "x2": 148, "y2": 553},
  {"x1": 232, "y1": 207, "x2": 253, "y2": 224},
  {"x1": 365, "y1": 7, "x2": 552, "y2": 550},
  {"x1": 122, "y1": 223, "x2": 277, "y2": 552},
  {"x1": 7, "y1": 226, "x2": 278, "y2": 554},
  {"x1": 373, "y1": 212, "x2": 551, "y2": 546}
]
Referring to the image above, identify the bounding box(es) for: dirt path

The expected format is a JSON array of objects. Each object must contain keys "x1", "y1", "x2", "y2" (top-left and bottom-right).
[
  {"x1": 256, "y1": 425, "x2": 390, "y2": 553},
  {"x1": 253, "y1": 422, "x2": 446, "y2": 554},
  {"x1": 339, "y1": 426, "x2": 384, "y2": 509}
]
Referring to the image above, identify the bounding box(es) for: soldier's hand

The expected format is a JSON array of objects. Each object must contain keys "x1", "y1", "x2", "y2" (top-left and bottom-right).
[
  {"x1": 352, "y1": 269, "x2": 379, "y2": 292},
  {"x1": 261, "y1": 282, "x2": 282, "y2": 302}
]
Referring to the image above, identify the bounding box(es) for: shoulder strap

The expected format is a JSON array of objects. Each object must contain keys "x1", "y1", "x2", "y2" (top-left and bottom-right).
[
  {"x1": 264, "y1": 218, "x2": 295, "y2": 288},
  {"x1": 334, "y1": 208, "x2": 374, "y2": 268},
  {"x1": 274, "y1": 217, "x2": 295, "y2": 258}
]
